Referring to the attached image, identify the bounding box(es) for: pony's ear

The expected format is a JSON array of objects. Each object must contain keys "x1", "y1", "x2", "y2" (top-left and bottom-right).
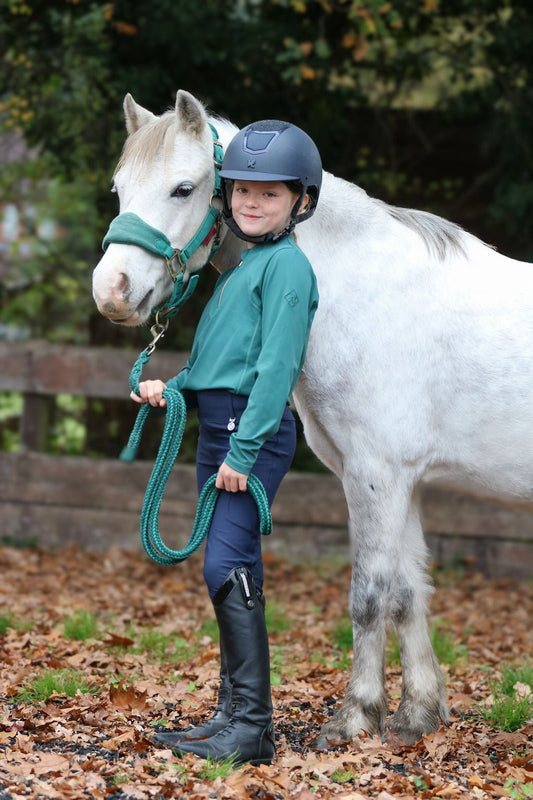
[
  {"x1": 175, "y1": 90, "x2": 207, "y2": 138},
  {"x1": 123, "y1": 94, "x2": 158, "y2": 135}
]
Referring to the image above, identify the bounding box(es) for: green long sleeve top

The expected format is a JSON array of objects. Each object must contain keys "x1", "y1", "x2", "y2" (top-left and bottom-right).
[{"x1": 166, "y1": 237, "x2": 319, "y2": 474}]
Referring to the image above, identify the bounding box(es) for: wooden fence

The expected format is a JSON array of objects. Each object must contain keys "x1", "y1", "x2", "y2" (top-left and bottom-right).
[{"x1": 1, "y1": 342, "x2": 532, "y2": 579}]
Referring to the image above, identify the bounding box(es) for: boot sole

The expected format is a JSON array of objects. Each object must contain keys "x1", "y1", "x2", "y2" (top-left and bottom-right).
[
  {"x1": 171, "y1": 743, "x2": 275, "y2": 767},
  {"x1": 152, "y1": 727, "x2": 228, "y2": 747}
]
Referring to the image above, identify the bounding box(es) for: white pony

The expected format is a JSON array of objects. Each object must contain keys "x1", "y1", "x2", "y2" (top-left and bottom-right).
[{"x1": 93, "y1": 90, "x2": 533, "y2": 746}]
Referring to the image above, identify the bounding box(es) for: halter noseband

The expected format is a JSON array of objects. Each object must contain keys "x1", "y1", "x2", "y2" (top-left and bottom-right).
[{"x1": 102, "y1": 123, "x2": 224, "y2": 284}]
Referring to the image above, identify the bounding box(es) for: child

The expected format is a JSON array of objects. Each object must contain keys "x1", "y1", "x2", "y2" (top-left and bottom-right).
[{"x1": 132, "y1": 120, "x2": 322, "y2": 765}]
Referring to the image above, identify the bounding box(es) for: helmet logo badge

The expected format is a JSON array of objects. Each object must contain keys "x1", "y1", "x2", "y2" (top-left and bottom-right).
[
  {"x1": 243, "y1": 129, "x2": 280, "y2": 154},
  {"x1": 247, "y1": 159, "x2": 256, "y2": 169}
]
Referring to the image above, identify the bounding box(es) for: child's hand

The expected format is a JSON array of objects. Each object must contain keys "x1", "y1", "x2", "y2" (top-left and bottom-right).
[
  {"x1": 130, "y1": 379, "x2": 167, "y2": 408},
  {"x1": 216, "y1": 462, "x2": 248, "y2": 492}
]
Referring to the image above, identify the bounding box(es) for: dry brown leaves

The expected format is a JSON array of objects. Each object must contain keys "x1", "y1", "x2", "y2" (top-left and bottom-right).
[{"x1": 1, "y1": 545, "x2": 532, "y2": 799}]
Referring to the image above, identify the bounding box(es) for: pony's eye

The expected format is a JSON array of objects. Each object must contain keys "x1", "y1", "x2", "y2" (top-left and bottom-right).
[{"x1": 172, "y1": 183, "x2": 194, "y2": 199}]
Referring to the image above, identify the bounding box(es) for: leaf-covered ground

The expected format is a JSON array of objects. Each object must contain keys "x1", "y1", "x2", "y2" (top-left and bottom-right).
[{"x1": 1, "y1": 545, "x2": 532, "y2": 800}]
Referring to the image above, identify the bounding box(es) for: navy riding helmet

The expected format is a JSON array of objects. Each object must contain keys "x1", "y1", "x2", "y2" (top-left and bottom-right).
[{"x1": 219, "y1": 120, "x2": 322, "y2": 244}]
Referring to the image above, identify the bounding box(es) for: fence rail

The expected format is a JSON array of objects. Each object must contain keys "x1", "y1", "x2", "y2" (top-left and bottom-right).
[{"x1": 1, "y1": 342, "x2": 531, "y2": 578}]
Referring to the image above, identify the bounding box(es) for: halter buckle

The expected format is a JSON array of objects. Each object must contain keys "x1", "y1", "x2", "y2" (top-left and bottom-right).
[{"x1": 165, "y1": 251, "x2": 185, "y2": 282}]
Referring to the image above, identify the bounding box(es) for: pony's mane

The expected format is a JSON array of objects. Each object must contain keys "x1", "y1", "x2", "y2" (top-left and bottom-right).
[
  {"x1": 115, "y1": 111, "x2": 178, "y2": 176},
  {"x1": 378, "y1": 200, "x2": 468, "y2": 260}
]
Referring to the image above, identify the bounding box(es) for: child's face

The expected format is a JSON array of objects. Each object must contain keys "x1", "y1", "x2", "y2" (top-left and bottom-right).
[{"x1": 231, "y1": 180, "x2": 305, "y2": 240}]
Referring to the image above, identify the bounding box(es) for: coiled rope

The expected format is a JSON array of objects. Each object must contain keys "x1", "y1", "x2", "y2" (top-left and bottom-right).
[{"x1": 120, "y1": 286, "x2": 272, "y2": 565}]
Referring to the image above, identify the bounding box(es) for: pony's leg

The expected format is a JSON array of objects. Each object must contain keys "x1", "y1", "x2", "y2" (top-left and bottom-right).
[
  {"x1": 315, "y1": 471, "x2": 447, "y2": 747},
  {"x1": 315, "y1": 466, "x2": 406, "y2": 746},
  {"x1": 388, "y1": 494, "x2": 449, "y2": 743}
]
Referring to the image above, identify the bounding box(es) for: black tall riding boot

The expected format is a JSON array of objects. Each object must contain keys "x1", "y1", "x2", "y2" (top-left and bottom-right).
[
  {"x1": 153, "y1": 643, "x2": 231, "y2": 747},
  {"x1": 173, "y1": 567, "x2": 275, "y2": 766}
]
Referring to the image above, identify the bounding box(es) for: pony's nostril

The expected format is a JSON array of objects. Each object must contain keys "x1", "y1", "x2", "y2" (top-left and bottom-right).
[{"x1": 116, "y1": 272, "x2": 130, "y2": 300}]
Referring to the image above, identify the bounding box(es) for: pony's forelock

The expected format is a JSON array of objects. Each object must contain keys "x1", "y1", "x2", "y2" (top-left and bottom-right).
[{"x1": 115, "y1": 111, "x2": 186, "y2": 177}]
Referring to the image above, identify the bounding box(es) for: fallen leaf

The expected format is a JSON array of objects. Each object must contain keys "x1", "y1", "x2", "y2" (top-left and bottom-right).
[{"x1": 109, "y1": 684, "x2": 148, "y2": 711}]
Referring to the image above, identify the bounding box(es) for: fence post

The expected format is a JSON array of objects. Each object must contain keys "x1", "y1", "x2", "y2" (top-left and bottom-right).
[{"x1": 20, "y1": 392, "x2": 53, "y2": 452}]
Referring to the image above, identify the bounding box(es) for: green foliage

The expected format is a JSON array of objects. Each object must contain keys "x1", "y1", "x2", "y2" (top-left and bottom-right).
[
  {"x1": 387, "y1": 633, "x2": 401, "y2": 666},
  {"x1": 0, "y1": 392, "x2": 87, "y2": 456},
  {"x1": 412, "y1": 775, "x2": 430, "y2": 792},
  {"x1": 55, "y1": 395, "x2": 87, "y2": 453},
  {"x1": 388, "y1": 619, "x2": 467, "y2": 668},
  {"x1": 497, "y1": 662, "x2": 533, "y2": 697},
  {"x1": 482, "y1": 661, "x2": 533, "y2": 732},
  {"x1": 17, "y1": 669, "x2": 97, "y2": 703},
  {"x1": 483, "y1": 693, "x2": 533, "y2": 733},
  {"x1": 0, "y1": 611, "x2": 29, "y2": 635},
  {"x1": 172, "y1": 762, "x2": 189, "y2": 782},
  {"x1": 0, "y1": 168, "x2": 101, "y2": 342},
  {"x1": 330, "y1": 616, "x2": 353, "y2": 670},
  {"x1": 0, "y1": 615, "x2": 12, "y2": 636},
  {"x1": 1, "y1": 1, "x2": 121, "y2": 344},
  {"x1": 0, "y1": 535, "x2": 38, "y2": 548},
  {"x1": 331, "y1": 769, "x2": 357, "y2": 784},
  {"x1": 504, "y1": 778, "x2": 533, "y2": 800},
  {"x1": 112, "y1": 773, "x2": 131, "y2": 787},
  {"x1": 261, "y1": 0, "x2": 533, "y2": 256},
  {"x1": 111, "y1": 625, "x2": 197, "y2": 665},
  {"x1": 270, "y1": 644, "x2": 286, "y2": 686},
  {"x1": 0, "y1": 393, "x2": 22, "y2": 452},
  {"x1": 430, "y1": 620, "x2": 468, "y2": 668},
  {"x1": 63, "y1": 609, "x2": 100, "y2": 641},
  {"x1": 195, "y1": 754, "x2": 239, "y2": 781},
  {"x1": 332, "y1": 617, "x2": 353, "y2": 653},
  {"x1": 1, "y1": 1, "x2": 117, "y2": 181},
  {"x1": 197, "y1": 618, "x2": 220, "y2": 643},
  {"x1": 265, "y1": 601, "x2": 293, "y2": 634}
]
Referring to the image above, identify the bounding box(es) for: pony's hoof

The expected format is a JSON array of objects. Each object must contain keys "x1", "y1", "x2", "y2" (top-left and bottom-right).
[
  {"x1": 311, "y1": 715, "x2": 352, "y2": 750},
  {"x1": 386, "y1": 708, "x2": 445, "y2": 745},
  {"x1": 311, "y1": 730, "x2": 347, "y2": 751}
]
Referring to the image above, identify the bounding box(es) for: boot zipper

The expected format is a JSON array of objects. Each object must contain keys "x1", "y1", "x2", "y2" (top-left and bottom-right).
[{"x1": 237, "y1": 567, "x2": 255, "y2": 609}]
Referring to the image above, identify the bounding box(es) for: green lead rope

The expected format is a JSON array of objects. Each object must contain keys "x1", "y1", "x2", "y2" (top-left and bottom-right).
[{"x1": 120, "y1": 385, "x2": 272, "y2": 567}]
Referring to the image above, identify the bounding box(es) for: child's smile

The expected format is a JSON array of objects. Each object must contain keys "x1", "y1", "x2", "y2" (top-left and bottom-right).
[{"x1": 231, "y1": 180, "x2": 299, "y2": 239}]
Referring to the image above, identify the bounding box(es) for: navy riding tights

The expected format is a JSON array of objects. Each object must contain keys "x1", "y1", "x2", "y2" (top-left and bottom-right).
[{"x1": 195, "y1": 390, "x2": 296, "y2": 598}]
